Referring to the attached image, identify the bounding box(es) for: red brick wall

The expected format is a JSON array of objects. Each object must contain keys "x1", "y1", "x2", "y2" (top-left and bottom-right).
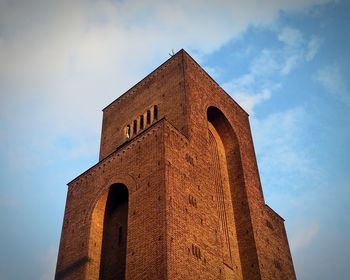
[
  {"x1": 56, "y1": 122, "x2": 168, "y2": 280},
  {"x1": 55, "y1": 50, "x2": 296, "y2": 280},
  {"x1": 179, "y1": 51, "x2": 296, "y2": 279},
  {"x1": 99, "y1": 54, "x2": 188, "y2": 160}
]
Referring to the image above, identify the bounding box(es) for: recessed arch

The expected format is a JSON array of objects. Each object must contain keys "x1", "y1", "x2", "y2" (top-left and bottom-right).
[
  {"x1": 99, "y1": 183, "x2": 128, "y2": 280},
  {"x1": 207, "y1": 106, "x2": 260, "y2": 278},
  {"x1": 87, "y1": 182, "x2": 129, "y2": 280}
]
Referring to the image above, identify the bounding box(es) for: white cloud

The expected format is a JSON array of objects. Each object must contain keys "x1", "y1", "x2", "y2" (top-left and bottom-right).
[
  {"x1": 277, "y1": 27, "x2": 322, "y2": 75},
  {"x1": 0, "y1": 0, "x2": 332, "y2": 85},
  {"x1": 229, "y1": 88, "x2": 272, "y2": 114},
  {"x1": 251, "y1": 49, "x2": 280, "y2": 76},
  {"x1": 277, "y1": 27, "x2": 305, "y2": 75},
  {"x1": 306, "y1": 35, "x2": 323, "y2": 61},
  {"x1": 223, "y1": 25, "x2": 323, "y2": 114},
  {"x1": 252, "y1": 107, "x2": 315, "y2": 176},
  {"x1": 281, "y1": 54, "x2": 300, "y2": 75},
  {"x1": 0, "y1": 0, "x2": 330, "y2": 163},
  {"x1": 278, "y1": 28, "x2": 314, "y2": 75},
  {"x1": 278, "y1": 27, "x2": 304, "y2": 48},
  {"x1": 290, "y1": 223, "x2": 320, "y2": 251},
  {"x1": 314, "y1": 63, "x2": 350, "y2": 108}
]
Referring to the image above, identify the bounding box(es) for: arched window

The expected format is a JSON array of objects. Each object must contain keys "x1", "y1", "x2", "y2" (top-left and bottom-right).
[
  {"x1": 99, "y1": 184, "x2": 129, "y2": 280},
  {"x1": 140, "y1": 115, "x2": 144, "y2": 130},
  {"x1": 133, "y1": 120, "x2": 137, "y2": 135},
  {"x1": 153, "y1": 105, "x2": 158, "y2": 121},
  {"x1": 146, "y1": 110, "x2": 151, "y2": 125}
]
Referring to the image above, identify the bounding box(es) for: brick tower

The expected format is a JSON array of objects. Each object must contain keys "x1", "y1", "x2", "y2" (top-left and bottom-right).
[{"x1": 55, "y1": 49, "x2": 296, "y2": 280}]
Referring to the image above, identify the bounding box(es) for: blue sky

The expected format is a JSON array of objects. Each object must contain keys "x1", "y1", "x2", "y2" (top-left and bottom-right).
[{"x1": 0, "y1": 0, "x2": 349, "y2": 279}]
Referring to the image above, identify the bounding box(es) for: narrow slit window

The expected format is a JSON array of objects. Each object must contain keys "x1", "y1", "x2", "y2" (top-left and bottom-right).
[
  {"x1": 154, "y1": 105, "x2": 158, "y2": 121},
  {"x1": 146, "y1": 110, "x2": 151, "y2": 125},
  {"x1": 126, "y1": 125, "x2": 130, "y2": 139},
  {"x1": 133, "y1": 120, "x2": 137, "y2": 135},
  {"x1": 140, "y1": 115, "x2": 144, "y2": 130}
]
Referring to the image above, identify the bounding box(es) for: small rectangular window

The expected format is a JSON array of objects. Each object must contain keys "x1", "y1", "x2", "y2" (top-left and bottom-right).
[
  {"x1": 140, "y1": 115, "x2": 144, "y2": 130},
  {"x1": 154, "y1": 105, "x2": 158, "y2": 120},
  {"x1": 146, "y1": 110, "x2": 151, "y2": 125},
  {"x1": 133, "y1": 120, "x2": 137, "y2": 135}
]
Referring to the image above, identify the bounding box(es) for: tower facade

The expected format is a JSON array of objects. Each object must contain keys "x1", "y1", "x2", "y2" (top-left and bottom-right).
[{"x1": 55, "y1": 50, "x2": 296, "y2": 280}]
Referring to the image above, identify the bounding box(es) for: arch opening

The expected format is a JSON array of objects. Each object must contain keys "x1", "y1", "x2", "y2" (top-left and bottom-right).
[{"x1": 99, "y1": 183, "x2": 129, "y2": 280}]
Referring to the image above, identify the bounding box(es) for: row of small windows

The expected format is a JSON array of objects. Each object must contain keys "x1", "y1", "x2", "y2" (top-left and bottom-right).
[{"x1": 125, "y1": 105, "x2": 158, "y2": 139}]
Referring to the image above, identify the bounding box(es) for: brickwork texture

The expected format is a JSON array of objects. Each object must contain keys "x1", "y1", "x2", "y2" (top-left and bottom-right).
[{"x1": 55, "y1": 49, "x2": 296, "y2": 280}]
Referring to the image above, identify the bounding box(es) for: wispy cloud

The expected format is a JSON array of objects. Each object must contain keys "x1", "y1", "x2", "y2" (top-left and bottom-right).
[
  {"x1": 0, "y1": 1, "x2": 329, "y2": 165},
  {"x1": 0, "y1": 0, "x2": 331, "y2": 85},
  {"x1": 223, "y1": 25, "x2": 322, "y2": 115},
  {"x1": 229, "y1": 89, "x2": 273, "y2": 114},
  {"x1": 314, "y1": 63, "x2": 350, "y2": 108},
  {"x1": 252, "y1": 107, "x2": 316, "y2": 180},
  {"x1": 306, "y1": 36, "x2": 323, "y2": 61},
  {"x1": 278, "y1": 27, "x2": 304, "y2": 48},
  {"x1": 278, "y1": 27, "x2": 322, "y2": 75}
]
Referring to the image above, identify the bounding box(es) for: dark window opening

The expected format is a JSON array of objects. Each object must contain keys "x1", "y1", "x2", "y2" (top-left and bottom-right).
[
  {"x1": 140, "y1": 115, "x2": 144, "y2": 130},
  {"x1": 133, "y1": 120, "x2": 137, "y2": 135},
  {"x1": 99, "y1": 184, "x2": 128, "y2": 280},
  {"x1": 154, "y1": 105, "x2": 158, "y2": 120},
  {"x1": 146, "y1": 110, "x2": 151, "y2": 125}
]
